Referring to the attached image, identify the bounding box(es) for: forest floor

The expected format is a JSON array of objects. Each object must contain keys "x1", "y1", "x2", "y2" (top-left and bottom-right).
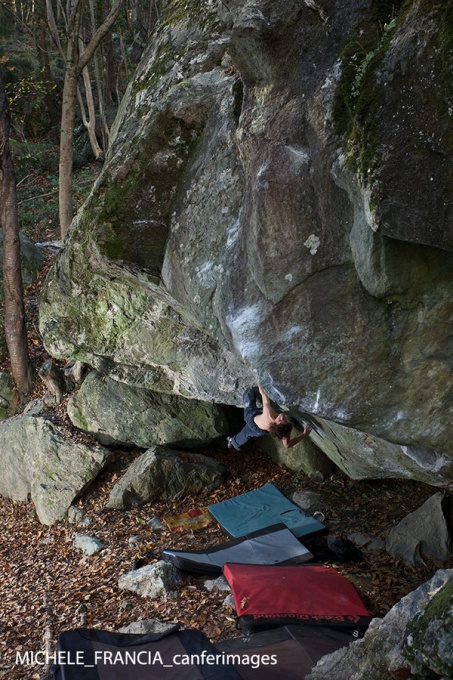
[{"x1": 0, "y1": 437, "x2": 450, "y2": 680}]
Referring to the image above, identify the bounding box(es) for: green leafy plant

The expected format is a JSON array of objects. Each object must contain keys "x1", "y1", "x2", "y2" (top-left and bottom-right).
[{"x1": 349, "y1": 18, "x2": 397, "y2": 99}]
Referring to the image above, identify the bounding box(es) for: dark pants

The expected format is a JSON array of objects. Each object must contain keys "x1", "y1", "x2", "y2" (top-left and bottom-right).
[{"x1": 230, "y1": 388, "x2": 268, "y2": 451}]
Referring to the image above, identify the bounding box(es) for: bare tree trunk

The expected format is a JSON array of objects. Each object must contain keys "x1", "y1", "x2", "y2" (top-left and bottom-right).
[
  {"x1": 118, "y1": 29, "x2": 129, "y2": 91},
  {"x1": 102, "y1": 0, "x2": 116, "y2": 103},
  {"x1": 46, "y1": 0, "x2": 64, "y2": 53},
  {"x1": 78, "y1": 49, "x2": 104, "y2": 159},
  {"x1": 59, "y1": 0, "x2": 123, "y2": 239},
  {"x1": 131, "y1": 0, "x2": 139, "y2": 27},
  {"x1": 95, "y1": 53, "x2": 110, "y2": 151},
  {"x1": 59, "y1": 0, "x2": 82, "y2": 239},
  {"x1": 0, "y1": 77, "x2": 32, "y2": 398},
  {"x1": 147, "y1": 0, "x2": 156, "y2": 37},
  {"x1": 34, "y1": 0, "x2": 60, "y2": 127},
  {"x1": 90, "y1": 0, "x2": 110, "y2": 151}
]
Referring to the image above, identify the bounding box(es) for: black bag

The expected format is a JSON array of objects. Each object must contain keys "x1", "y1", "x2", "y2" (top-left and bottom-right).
[{"x1": 304, "y1": 535, "x2": 364, "y2": 563}]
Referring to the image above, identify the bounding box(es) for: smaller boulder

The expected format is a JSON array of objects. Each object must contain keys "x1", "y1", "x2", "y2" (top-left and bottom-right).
[
  {"x1": 74, "y1": 534, "x2": 104, "y2": 556},
  {"x1": 118, "y1": 560, "x2": 183, "y2": 599},
  {"x1": 291, "y1": 490, "x2": 324, "y2": 514},
  {"x1": 386, "y1": 492, "x2": 452, "y2": 566},
  {"x1": 348, "y1": 532, "x2": 385, "y2": 552},
  {"x1": 146, "y1": 516, "x2": 165, "y2": 530},
  {"x1": 68, "y1": 506, "x2": 85, "y2": 524},
  {"x1": 259, "y1": 431, "x2": 336, "y2": 476},
  {"x1": 107, "y1": 446, "x2": 226, "y2": 509},
  {"x1": 223, "y1": 594, "x2": 235, "y2": 609},
  {"x1": 119, "y1": 619, "x2": 177, "y2": 634},
  {"x1": 205, "y1": 576, "x2": 231, "y2": 592}
]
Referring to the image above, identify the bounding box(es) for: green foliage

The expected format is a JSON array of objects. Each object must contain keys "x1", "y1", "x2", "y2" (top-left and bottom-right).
[
  {"x1": 10, "y1": 139, "x2": 99, "y2": 240},
  {"x1": 1, "y1": 52, "x2": 37, "y2": 90},
  {"x1": 421, "y1": 0, "x2": 453, "y2": 77},
  {"x1": 5, "y1": 68, "x2": 55, "y2": 124},
  {"x1": 11, "y1": 141, "x2": 59, "y2": 238},
  {"x1": 349, "y1": 18, "x2": 397, "y2": 99},
  {"x1": 291, "y1": 470, "x2": 306, "y2": 486},
  {"x1": 11, "y1": 140, "x2": 58, "y2": 178},
  {"x1": 1, "y1": 50, "x2": 57, "y2": 138},
  {"x1": 334, "y1": 0, "x2": 453, "y2": 180},
  {"x1": 160, "y1": 0, "x2": 223, "y2": 32}
]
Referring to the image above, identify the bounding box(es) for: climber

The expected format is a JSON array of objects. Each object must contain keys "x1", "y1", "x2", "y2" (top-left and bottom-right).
[{"x1": 227, "y1": 385, "x2": 312, "y2": 451}]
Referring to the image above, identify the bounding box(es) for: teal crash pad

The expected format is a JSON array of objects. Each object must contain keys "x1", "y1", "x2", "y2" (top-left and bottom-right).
[{"x1": 207, "y1": 484, "x2": 325, "y2": 539}]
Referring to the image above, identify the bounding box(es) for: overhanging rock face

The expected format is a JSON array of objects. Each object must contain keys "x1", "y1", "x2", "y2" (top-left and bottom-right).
[
  {"x1": 286, "y1": 410, "x2": 453, "y2": 488},
  {"x1": 39, "y1": 0, "x2": 453, "y2": 484}
]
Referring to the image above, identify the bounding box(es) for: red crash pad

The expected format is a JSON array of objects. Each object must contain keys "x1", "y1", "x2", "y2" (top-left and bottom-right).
[{"x1": 223, "y1": 563, "x2": 370, "y2": 634}]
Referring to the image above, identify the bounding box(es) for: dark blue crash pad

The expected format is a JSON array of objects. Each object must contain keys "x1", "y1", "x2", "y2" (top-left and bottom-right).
[
  {"x1": 162, "y1": 524, "x2": 313, "y2": 575},
  {"x1": 207, "y1": 484, "x2": 325, "y2": 539},
  {"x1": 52, "y1": 626, "x2": 241, "y2": 679},
  {"x1": 216, "y1": 624, "x2": 356, "y2": 679}
]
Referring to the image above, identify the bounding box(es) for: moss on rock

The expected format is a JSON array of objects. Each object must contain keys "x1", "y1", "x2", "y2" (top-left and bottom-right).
[
  {"x1": 403, "y1": 580, "x2": 453, "y2": 677},
  {"x1": 333, "y1": 0, "x2": 405, "y2": 177},
  {"x1": 334, "y1": 0, "x2": 453, "y2": 181}
]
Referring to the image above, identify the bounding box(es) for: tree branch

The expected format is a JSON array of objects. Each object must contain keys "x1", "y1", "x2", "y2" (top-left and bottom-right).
[
  {"x1": 79, "y1": 0, "x2": 123, "y2": 71},
  {"x1": 45, "y1": 0, "x2": 64, "y2": 56}
]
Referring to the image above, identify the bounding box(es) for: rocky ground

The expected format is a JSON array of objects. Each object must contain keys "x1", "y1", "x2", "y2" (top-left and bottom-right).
[{"x1": 1, "y1": 434, "x2": 449, "y2": 680}]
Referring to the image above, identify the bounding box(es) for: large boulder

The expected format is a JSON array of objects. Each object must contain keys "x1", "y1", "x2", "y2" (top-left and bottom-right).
[
  {"x1": 107, "y1": 446, "x2": 226, "y2": 509},
  {"x1": 307, "y1": 569, "x2": 453, "y2": 680},
  {"x1": 67, "y1": 370, "x2": 229, "y2": 447},
  {"x1": 0, "y1": 414, "x2": 112, "y2": 525},
  {"x1": 39, "y1": 0, "x2": 453, "y2": 484},
  {"x1": 38, "y1": 2, "x2": 251, "y2": 404}
]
